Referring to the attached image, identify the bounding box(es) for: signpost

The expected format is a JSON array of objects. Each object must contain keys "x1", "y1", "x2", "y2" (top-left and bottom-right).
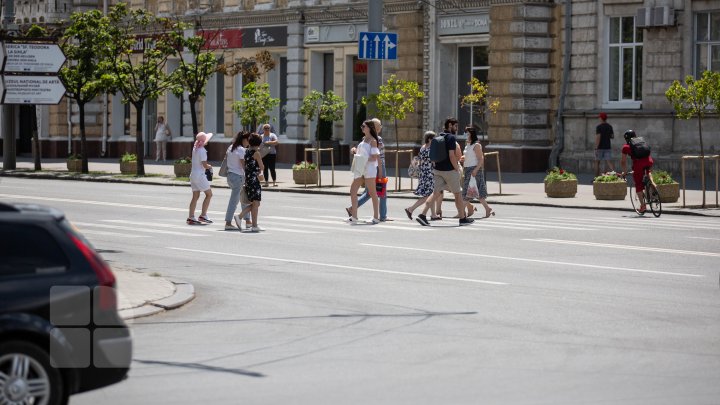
[
  {"x1": 0, "y1": 40, "x2": 66, "y2": 105},
  {"x1": 358, "y1": 31, "x2": 397, "y2": 60}
]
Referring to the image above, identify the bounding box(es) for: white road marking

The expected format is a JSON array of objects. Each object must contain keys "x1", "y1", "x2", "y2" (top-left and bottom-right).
[
  {"x1": 74, "y1": 222, "x2": 193, "y2": 236},
  {"x1": 487, "y1": 218, "x2": 597, "y2": 231},
  {"x1": 102, "y1": 220, "x2": 321, "y2": 234},
  {"x1": 267, "y1": 215, "x2": 426, "y2": 231},
  {"x1": 549, "y1": 216, "x2": 720, "y2": 230},
  {"x1": 168, "y1": 247, "x2": 509, "y2": 286},
  {"x1": 688, "y1": 236, "x2": 720, "y2": 241},
  {"x1": 76, "y1": 229, "x2": 149, "y2": 238},
  {"x1": 361, "y1": 243, "x2": 703, "y2": 278},
  {"x1": 504, "y1": 216, "x2": 642, "y2": 230},
  {"x1": 526, "y1": 238, "x2": 720, "y2": 258}
]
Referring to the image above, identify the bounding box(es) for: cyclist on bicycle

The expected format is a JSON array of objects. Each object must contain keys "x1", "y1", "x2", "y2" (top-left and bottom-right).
[{"x1": 620, "y1": 129, "x2": 654, "y2": 213}]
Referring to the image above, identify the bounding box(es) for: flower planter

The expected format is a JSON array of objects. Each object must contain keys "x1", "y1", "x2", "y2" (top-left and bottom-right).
[
  {"x1": 593, "y1": 181, "x2": 627, "y2": 200},
  {"x1": 293, "y1": 169, "x2": 318, "y2": 185},
  {"x1": 67, "y1": 159, "x2": 82, "y2": 172},
  {"x1": 656, "y1": 182, "x2": 680, "y2": 203},
  {"x1": 120, "y1": 161, "x2": 137, "y2": 175},
  {"x1": 544, "y1": 179, "x2": 577, "y2": 198},
  {"x1": 174, "y1": 162, "x2": 192, "y2": 177}
]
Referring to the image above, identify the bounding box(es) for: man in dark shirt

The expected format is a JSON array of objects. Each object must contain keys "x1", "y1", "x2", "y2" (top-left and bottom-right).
[
  {"x1": 416, "y1": 117, "x2": 474, "y2": 226},
  {"x1": 594, "y1": 112, "x2": 615, "y2": 176}
]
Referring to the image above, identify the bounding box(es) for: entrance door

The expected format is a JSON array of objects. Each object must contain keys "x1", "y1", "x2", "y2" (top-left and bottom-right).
[{"x1": 18, "y1": 106, "x2": 36, "y2": 156}]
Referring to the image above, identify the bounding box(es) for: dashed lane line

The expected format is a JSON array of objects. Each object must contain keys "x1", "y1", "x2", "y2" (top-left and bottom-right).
[{"x1": 525, "y1": 238, "x2": 720, "y2": 258}]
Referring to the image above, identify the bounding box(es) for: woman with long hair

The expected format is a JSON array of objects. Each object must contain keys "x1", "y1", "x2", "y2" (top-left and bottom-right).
[
  {"x1": 404, "y1": 131, "x2": 437, "y2": 219},
  {"x1": 462, "y1": 126, "x2": 493, "y2": 218},
  {"x1": 234, "y1": 133, "x2": 266, "y2": 232},
  {"x1": 348, "y1": 119, "x2": 380, "y2": 224},
  {"x1": 224, "y1": 131, "x2": 252, "y2": 230}
]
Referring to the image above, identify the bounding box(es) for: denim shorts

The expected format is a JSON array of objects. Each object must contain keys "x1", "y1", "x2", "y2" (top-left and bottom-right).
[{"x1": 595, "y1": 149, "x2": 612, "y2": 161}]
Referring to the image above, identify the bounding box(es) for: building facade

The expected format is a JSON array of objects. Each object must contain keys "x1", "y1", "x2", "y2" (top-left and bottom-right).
[{"x1": 2, "y1": 0, "x2": 718, "y2": 174}]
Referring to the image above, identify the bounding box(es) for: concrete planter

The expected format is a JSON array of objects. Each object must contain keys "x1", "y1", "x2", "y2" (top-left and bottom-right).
[
  {"x1": 67, "y1": 159, "x2": 82, "y2": 172},
  {"x1": 593, "y1": 181, "x2": 627, "y2": 200},
  {"x1": 657, "y1": 182, "x2": 680, "y2": 203},
  {"x1": 174, "y1": 162, "x2": 192, "y2": 177},
  {"x1": 544, "y1": 179, "x2": 577, "y2": 198},
  {"x1": 120, "y1": 161, "x2": 137, "y2": 175},
  {"x1": 293, "y1": 169, "x2": 318, "y2": 185}
]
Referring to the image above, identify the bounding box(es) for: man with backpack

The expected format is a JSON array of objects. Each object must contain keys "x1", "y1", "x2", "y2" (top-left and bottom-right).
[
  {"x1": 620, "y1": 129, "x2": 654, "y2": 214},
  {"x1": 594, "y1": 112, "x2": 615, "y2": 176},
  {"x1": 416, "y1": 117, "x2": 474, "y2": 226}
]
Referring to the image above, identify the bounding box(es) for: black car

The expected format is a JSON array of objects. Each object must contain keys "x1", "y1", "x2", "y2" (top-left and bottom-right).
[{"x1": 0, "y1": 202, "x2": 132, "y2": 405}]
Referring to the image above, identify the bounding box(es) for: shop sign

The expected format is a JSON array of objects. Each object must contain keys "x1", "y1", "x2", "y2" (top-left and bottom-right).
[
  {"x1": 201, "y1": 29, "x2": 244, "y2": 50},
  {"x1": 438, "y1": 13, "x2": 490, "y2": 36},
  {"x1": 242, "y1": 26, "x2": 287, "y2": 48},
  {"x1": 305, "y1": 24, "x2": 367, "y2": 44}
]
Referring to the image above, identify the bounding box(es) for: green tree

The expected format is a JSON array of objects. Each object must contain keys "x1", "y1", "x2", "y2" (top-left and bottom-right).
[
  {"x1": 665, "y1": 70, "x2": 720, "y2": 207},
  {"x1": 362, "y1": 74, "x2": 424, "y2": 151},
  {"x1": 299, "y1": 90, "x2": 348, "y2": 145},
  {"x1": 460, "y1": 77, "x2": 500, "y2": 135},
  {"x1": 59, "y1": 9, "x2": 114, "y2": 174},
  {"x1": 105, "y1": 3, "x2": 178, "y2": 176},
  {"x1": 167, "y1": 21, "x2": 219, "y2": 136},
  {"x1": 231, "y1": 82, "x2": 280, "y2": 131}
]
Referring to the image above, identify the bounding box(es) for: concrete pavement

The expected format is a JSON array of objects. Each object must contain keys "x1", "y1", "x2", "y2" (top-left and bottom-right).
[{"x1": 2, "y1": 157, "x2": 718, "y2": 319}]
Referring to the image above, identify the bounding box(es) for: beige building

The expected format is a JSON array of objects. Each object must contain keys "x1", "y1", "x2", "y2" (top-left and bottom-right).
[{"x1": 2, "y1": 0, "x2": 718, "y2": 174}]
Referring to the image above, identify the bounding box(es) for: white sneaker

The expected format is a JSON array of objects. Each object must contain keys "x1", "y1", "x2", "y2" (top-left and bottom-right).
[
  {"x1": 251, "y1": 226, "x2": 263, "y2": 232},
  {"x1": 369, "y1": 218, "x2": 380, "y2": 225},
  {"x1": 348, "y1": 217, "x2": 359, "y2": 225},
  {"x1": 233, "y1": 214, "x2": 243, "y2": 230}
]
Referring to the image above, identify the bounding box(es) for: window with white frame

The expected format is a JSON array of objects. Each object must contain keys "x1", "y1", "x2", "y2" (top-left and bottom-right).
[
  {"x1": 695, "y1": 11, "x2": 720, "y2": 76},
  {"x1": 458, "y1": 46, "x2": 489, "y2": 133},
  {"x1": 608, "y1": 16, "x2": 643, "y2": 102}
]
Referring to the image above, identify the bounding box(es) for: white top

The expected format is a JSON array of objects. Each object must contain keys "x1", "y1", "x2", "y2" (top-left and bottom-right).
[
  {"x1": 226, "y1": 145, "x2": 245, "y2": 176},
  {"x1": 463, "y1": 143, "x2": 480, "y2": 168},
  {"x1": 191, "y1": 147, "x2": 207, "y2": 176},
  {"x1": 154, "y1": 123, "x2": 170, "y2": 141},
  {"x1": 358, "y1": 139, "x2": 379, "y2": 170}
]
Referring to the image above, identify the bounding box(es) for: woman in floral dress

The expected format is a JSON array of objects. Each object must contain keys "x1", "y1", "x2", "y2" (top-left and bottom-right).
[
  {"x1": 404, "y1": 131, "x2": 437, "y2": 219},
  {"x1": 233, "y1": 133, "x2": 265, "y2": 232}
]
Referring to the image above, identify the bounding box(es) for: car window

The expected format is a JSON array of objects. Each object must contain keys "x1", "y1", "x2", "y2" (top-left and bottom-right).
[{"x1": 0, "y1": 222, "x2": 70, "y2": 277}]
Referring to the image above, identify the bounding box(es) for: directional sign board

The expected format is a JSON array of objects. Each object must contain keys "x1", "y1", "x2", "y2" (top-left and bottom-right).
[
  {"x1": 1, "y1": 76, "x2": 66, "y2": 105},
  {"x1": 1, "y1": 42, "x2": 66, "y2": 74},
  {"x1": 358, "y1": 32, "x2": 397, "y2": 60}
]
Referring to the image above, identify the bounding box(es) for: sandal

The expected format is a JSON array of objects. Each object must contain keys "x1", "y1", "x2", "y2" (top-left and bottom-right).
[
  {"x1": 345, "y1": 207, "x2": 352, "y2": 217},
  {"x1": 430, "y1": 216, "x2": 442, "y2": 221},
  {"x1": 467, "y1": 205, "x2": 476, "y2": 217},
  {"x1": 404, "y1": 208, "x2": 413, "y2": 220},
  {"x1": 484, "y1": 208, "x2": 495, "y2": 218}
]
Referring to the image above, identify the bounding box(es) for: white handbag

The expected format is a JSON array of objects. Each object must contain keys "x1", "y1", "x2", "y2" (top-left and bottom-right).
[{"x1": 350, "y1": 153, "x2": 369, "y2": 177}]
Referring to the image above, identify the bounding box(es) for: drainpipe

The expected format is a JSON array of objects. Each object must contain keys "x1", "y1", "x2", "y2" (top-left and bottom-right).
[
  {"x1": 67, "y1": 98, "x2": 72, "y2": 155},
  {"x1": 549, "y1": 0, "x2": 572, "y2": 169}
]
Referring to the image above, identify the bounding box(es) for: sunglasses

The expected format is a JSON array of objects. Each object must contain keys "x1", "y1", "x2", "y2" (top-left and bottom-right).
[{"x1": 361, "y1": 124, "x2": 367, "y2": 128}]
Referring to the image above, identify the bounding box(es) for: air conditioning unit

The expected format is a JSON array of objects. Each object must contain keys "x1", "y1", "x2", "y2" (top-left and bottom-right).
[
  {"x1": 636, "y1": 7, "x2": 652, "y2": 28},
  {"x1": 653, "y1": 6, "x2": 675, "y2": 27}
]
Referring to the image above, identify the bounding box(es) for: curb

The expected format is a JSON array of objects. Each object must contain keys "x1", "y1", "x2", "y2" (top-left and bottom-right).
[{"x1": 118, "y1": 279, "x2": 195, "y2": 320}]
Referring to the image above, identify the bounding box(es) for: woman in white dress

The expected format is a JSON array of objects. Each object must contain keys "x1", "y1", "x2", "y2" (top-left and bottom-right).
[
  {"x1": 154, "y1": 116, "x2": 171, "y2": 161},
  {"x1": 187, "y1": 132, "x2": 213, "y2": 225},
  {"x1": 348, "y1": 119, "x2": 380, "y2": 224}
]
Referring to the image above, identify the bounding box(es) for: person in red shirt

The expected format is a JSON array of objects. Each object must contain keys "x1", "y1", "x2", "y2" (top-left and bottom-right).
[{"x1": 620, "y1": 129, "x2": 654, "y2": 213}]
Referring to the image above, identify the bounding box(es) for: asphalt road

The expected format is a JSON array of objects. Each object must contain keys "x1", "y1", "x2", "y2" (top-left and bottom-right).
[{"x1": 2, "y1": 178, "x2": 720, "y2": 405}]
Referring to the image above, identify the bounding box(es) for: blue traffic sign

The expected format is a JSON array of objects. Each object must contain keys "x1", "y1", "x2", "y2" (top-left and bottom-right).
[{"x1": 358, "y1": 32, "x2": 397, "y2": 60}]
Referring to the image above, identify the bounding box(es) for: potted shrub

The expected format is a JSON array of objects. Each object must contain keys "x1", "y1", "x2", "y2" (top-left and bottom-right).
[
  {"x1": 67, "y1": 154, "x2": 82, "y2": 172},
  {"x1": 120, "y1": 152, "x2": 138, "y2": 175},
  {"x1": 593, "y1": 171, "x2": 627, "y2": 200},
  {"x1": 544, "y1": 167, "x2": 577, "y2": 198},
  {"x1": 652, "y1": 170, "x2": 680, "y2": 203},
  {"x1": 173, "y1": 156, "x2": 192, "y2": 177},
  {"x1": 292, "y1": 161, "x2": 318, "y2": 185}
]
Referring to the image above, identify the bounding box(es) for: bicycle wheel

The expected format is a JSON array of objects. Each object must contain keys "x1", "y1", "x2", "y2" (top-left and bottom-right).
[
  {"x1": 647, "y1": 183, "x2": 662, "y2": 217},
  {"x1": 629, "y1": 180, "x2": 644, "y2": 215}
]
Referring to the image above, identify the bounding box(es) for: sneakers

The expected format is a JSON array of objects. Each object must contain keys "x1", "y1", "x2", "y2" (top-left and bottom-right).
[
  {"x1": 198, "y1": 215, "x2": 213, "y2": 224},
  {"x1": 224, "y1": 224, "x2": 237, "y2": 231},
  {"x1": 233, "y1": 214, "x2": 243, "y2": 230},
  {"x1": 459, "y1": 217, "x2": 475, "y2": 226},
  {"x1": 369, "y1": 218, "x2": 380, "y2": 225},
  {"x1": 416, "y1": 214, "x2": 430, "y2": 226},
  {"x1": 348, "y1": 217, "x2": 359, "y2": 225},
  {"x1": 250, "y1": 226, "x2": 263, "y2": 232},
  {"x1": 186, "y1": 217, "x2": 201, "y2": 225}
]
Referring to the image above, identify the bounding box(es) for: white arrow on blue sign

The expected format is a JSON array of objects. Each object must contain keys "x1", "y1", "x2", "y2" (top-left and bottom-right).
[{"x1": 358, "y1": 32, "x2": 397, "y2": 60}]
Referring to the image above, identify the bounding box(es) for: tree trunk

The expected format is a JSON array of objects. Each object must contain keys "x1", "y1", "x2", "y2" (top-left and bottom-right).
[
  {"x1": 699, "y1": 117, "x2": 706, "y2": 208},
  {"x1": 79, "y1": 102, "x2": 89, "y2": 174},
  {"x1": 189, "y1": 96, "x2": 198, "y2": 136},
  {"x1": 134, "y1": 101, "x2": 146, "y2": 176}
]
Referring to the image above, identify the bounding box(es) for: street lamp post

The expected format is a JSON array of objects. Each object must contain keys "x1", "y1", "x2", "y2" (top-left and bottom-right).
[
  {"x1": 367, "y1": 0, "x2": 383, "y2": 97},
  {"x1": 1, "y1": 0, "x2": 17, "y2": 169}
]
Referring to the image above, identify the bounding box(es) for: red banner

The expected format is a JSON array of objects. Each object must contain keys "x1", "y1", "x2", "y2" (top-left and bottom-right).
[{"x1": 201, "y1": 29, "x2": 244, "y2": 50}]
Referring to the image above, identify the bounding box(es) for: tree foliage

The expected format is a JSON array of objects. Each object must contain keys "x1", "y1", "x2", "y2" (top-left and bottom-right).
[
  {"x1": 299, "y1": 90, "x2": 348, "y2": 143},
  {"x1": 59, "y1": 9, "x2": 115, "y2": 173},
  {"x1": 231, "y1": 82, "x2": 280, "y2": 131},
  {"x1": 105, "y1": 3, "x2": 179, "y2": 176},
  {"x1": 362, "y1": 75, "x2": 423, "y2": 150},
  {"x1": 461, "y1": 77, "x2": 500, "y2": 135}
]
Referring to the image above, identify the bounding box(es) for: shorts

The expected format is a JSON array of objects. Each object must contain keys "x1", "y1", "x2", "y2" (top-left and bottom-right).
[
  {"x1": 433, "y1": 169, "x2": 462, "y2": 194},
  {"x1": 364, "y1": 164, "x2": 378, "y2": 179},
  {"x1": 190, "y1": 173, "x2": 211, "y2": 192},
  {"x1": 595, "y1": 149, "x2": 612, "y2": 161},
  {"x1": 633, "y1": 166, "x2": 652, "y2": 192}
]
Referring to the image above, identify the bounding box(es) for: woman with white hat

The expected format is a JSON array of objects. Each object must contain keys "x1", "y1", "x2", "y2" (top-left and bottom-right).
[{"x1": 187, "y1": 132, "x2": 214, "y2": 225}]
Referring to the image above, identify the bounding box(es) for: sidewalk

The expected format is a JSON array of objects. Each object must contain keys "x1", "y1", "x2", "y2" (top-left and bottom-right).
[{"x1": 3, "y1": 157, "x2": 718, "y2": 319}]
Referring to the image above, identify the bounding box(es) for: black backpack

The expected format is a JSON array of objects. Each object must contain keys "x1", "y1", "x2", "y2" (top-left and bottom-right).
[
  {"x1": 429, "y1": 133, "x2": 448, "y2": 163},
  {"x1": 628, "y1": 137, "x2": 651, "y2": 159}
]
